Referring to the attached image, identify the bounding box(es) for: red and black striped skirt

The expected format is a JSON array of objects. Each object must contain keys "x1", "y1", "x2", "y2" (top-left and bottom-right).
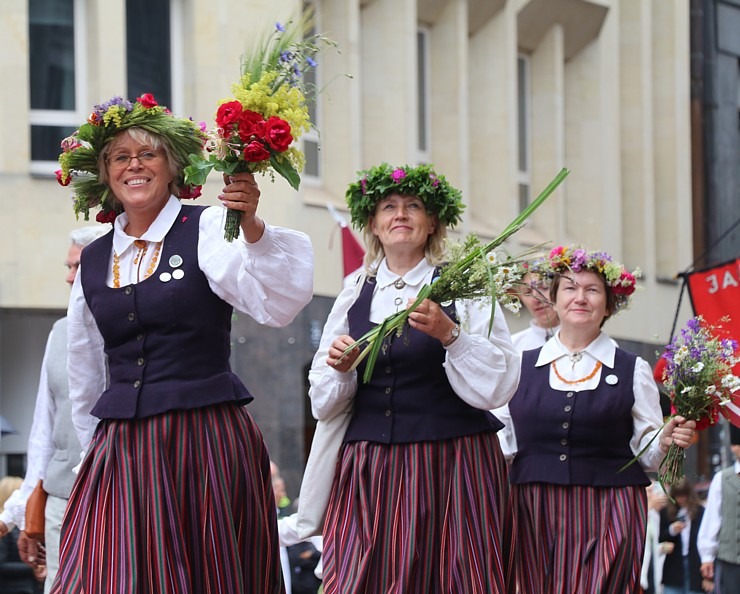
[
  {"x1": 321, "y1": 431, "x2": 512, "y2": 594},
  {"x1": 51, "y1": 403, "x2": 284, "y2": 594},
  {"x1": 510, "y1": 482, "x2": 647, "y2": 594}
]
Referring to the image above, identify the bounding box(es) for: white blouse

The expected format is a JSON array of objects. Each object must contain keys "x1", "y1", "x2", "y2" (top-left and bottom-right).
[
  {"x1": 308, "y1": 258, "x2": 522, "y2": 422},
  {"x1": 67, "y1": 197, "x2": 314, "y2": 449}
]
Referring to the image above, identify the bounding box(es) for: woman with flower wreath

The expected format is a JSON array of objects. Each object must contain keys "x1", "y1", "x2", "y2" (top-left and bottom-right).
[
  {"x1": 307, "y1": 163, "x2": 520, "y2": 594},
  {"x1": 51, "y1": 94, "x2": 314, "y2": 594},
  {"x1": 504, "y1": 246, "x2": 697, "y2": 594}
]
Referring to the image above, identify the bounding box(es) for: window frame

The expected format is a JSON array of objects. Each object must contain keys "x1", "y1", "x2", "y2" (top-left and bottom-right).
[
  {"x1": 29, "y1": 0, "x2": 88, "y2": 176},
  {"x1": 416, "y1": 25, "x2": 432, "y2": 164},
  {"x1": 517, "y1": 53, "x2": 532, "y2": 212}
]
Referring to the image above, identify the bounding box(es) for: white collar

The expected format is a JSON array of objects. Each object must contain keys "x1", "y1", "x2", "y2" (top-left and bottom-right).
[
  {"x1": 536, "y1": 330, "x2": 616, "y2": 368},
  {"x1": 113, "y1": 195, "x2": 181, "y2": 254},
  {"x1": 375, "y1": 258, "x2": 433, "y2": 289}
]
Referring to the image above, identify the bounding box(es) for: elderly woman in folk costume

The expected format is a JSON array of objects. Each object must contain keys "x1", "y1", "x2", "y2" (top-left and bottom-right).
[
  {"x1": 307, "y1": 163, "x2": 520, "y2": 594},
  {"x1": 503, "y1": 246, "x2": 696, "y2": 594},
  {"x1": 52, "y1": 94, "x2": 313, "y2": 594}
]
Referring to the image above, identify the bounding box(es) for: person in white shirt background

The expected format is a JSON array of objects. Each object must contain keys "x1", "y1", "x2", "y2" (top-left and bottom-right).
[
  {"x1": 495, "y1": 267, "x2": 559, "y2": 460},
  {"x1": 698, "y1": 424, "x2": 740, "y2": 593},
  {"x1": 0, "y1": 226, "x2": 109, "y2": 593}
]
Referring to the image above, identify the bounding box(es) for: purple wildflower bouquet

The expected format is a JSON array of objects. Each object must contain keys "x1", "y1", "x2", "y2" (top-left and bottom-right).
[{"x1": 655, "y1": 316, "x2": 740, "y2": 487}]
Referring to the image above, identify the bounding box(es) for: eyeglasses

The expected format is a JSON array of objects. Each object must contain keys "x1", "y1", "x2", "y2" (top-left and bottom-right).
[{"x1": 107, "y1": 149, "x2": 162, "y2": 168}]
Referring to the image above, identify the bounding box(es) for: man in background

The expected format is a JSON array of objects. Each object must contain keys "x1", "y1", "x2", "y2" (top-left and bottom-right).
[{"x1": 0, "y1": 226, "x2": 109, "y2": 593}]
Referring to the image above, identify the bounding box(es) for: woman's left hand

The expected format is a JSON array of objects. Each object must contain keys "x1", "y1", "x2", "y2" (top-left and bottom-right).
[
  {"x1": 660, "y1": 415, "x2": 697, "y2": 451},
  {"x1": 407, "y1": 298, "x2": 456, "y2": 344},
  {"x1": 220, "y1": 172, "x2": 265, "y2": 242}
]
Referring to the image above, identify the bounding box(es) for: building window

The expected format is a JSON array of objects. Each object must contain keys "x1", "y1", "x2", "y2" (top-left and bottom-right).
[
  {"x1": 517, "y1": 54, "x2": 531, "y2": 213},
  {"x1": 29, "y1": 0, "x2": 86, "y2": 173},
  {"x1": 127, "y1": 0, "x2": 172, "y2": 107},
  {"x1": 303, "y1": 2, "x2": 321, "y2": 181},
  {"x1": 417, "y1": 27, "x2": 431, "y2": 163}
]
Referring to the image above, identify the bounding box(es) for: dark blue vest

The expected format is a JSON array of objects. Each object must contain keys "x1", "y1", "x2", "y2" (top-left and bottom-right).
[
  {"x1": 80, "y1": 204, "x2": 253, "y2": 419},
  {"x1": 509, "y1": 347, "x2": 649, "y2": 487},
  {"x1": 343, "y1": 276, "x2": 503, "y2": 444}
]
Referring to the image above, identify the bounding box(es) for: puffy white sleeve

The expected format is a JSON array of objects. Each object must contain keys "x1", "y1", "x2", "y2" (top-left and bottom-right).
[
  {"x1": 199, "y1": 207, "x2": 314, "y2": 327},
  {"x1": 308, "y1": 283, "x2": 360, "y2": 421},
  {"x1": 630, "y1": 356, "x2": 669, "y2": 472},
  {"x1": 67, "y1": 272, "x2": 106, "y2": 452},
  {"x1": 442, "y1": 299, "x2": 521, "y2": 410}
]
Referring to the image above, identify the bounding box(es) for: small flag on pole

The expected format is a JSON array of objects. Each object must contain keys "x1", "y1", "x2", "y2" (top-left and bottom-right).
[{"x1": 327, "y1": 203, "x2": 365, "y2": 279}]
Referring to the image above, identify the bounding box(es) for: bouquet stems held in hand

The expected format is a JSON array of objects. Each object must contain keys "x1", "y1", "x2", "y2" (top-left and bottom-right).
[{"x1": 344, "y1": 167, "x2": 570, "y2": 383}]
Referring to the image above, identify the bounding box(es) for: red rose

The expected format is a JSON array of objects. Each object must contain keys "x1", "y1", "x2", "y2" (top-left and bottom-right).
[
  {"x1": 137, "y1": 93, "x2": 158, "y2": 108},
  {"x1": 215, "y1": 101, "x2": 243, "y2": 130},
  {"x1": 178, "y1": 184, "x2": 203, "y2": 200},
  {"x1": 237, "y1": 110, "x2": 266, "y2": 143},
  {"x1": 55, "y1": 169, "x2": 71, "y2": 187},
  {"x1": 263, "y1": 116, "x2": 293, "y2": 152},
  {"x1": 243, "y1": 140, "x2": 270, "y2": 162},
  {"x1": 96, "y1": 209, "x2": 118, "y2": 224}
]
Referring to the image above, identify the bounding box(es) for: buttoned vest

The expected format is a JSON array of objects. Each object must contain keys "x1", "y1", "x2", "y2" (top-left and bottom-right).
[
  {"x1": 718, "y1": 467, "x2": 740, "y2": 564},
  {"x1": 509, "y1": 347, "x2": 649, "y2": 486},
  {"x1": 344, "y1": 275, "x2": 503, "y2": 444},
  {"x1": 80, "y1": 204, "x2": 252, "y2": 419},
  {"x1": 43, "y1": 318, "x2": 82, "y2": 499}
]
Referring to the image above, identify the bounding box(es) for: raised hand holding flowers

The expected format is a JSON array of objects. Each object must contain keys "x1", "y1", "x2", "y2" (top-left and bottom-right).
[{"x1": 185, "y1": 13, "x2": 337, "y2": 241}]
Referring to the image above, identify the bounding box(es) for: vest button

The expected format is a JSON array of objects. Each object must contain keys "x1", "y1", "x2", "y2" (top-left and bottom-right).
[
  {"x1": 124, "y1": 286, "x2": 132, "y2": 295},
  {"x1": 562, "y1": 422, "x2": 569, "y2": 429},
  {"x1": 133, "y1": 380, "x2": 141, "y2": 388},
  {"x1": 136, "y1": 334, "x2": 144, "y2": 341},
  {"x1": 384, "y1": 387, "x2": 391, "y2": 395},
  {"x1": 385, "y1": 366, "x2": 392, "y2": 374},
  {"x1": 559, "y1": 454, "x2": 567, "y2": 461},
  {"x1": 564, "y1": 405, "x2": 572, "y2": 412},
  {"x1": 567, "y1": 392, "x2": 574, "y2": 398},
  {"x1": 137, "y1": 358, "x2": 144, "y2": 366},
  {"x1": 127, "y1": 313, "x2": 135, "y2": 321},
  {"x1": 385, "y1": 410, "x2": 391, "y2": 417},
  {"x1": 561, "y1": 438, "x2": 567, "y2": 446}
]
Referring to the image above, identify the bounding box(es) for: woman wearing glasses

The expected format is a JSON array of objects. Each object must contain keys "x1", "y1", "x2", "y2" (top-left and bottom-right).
[{"x1": 51, "y1": 95, "x2": 313, "y2": 594}]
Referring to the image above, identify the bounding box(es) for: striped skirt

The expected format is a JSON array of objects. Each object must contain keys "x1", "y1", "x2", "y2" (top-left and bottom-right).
[
  {"x1": 321, "y1": 432, "x2": 512, "y2": 594},
  {"x1": 51, "y1": 403, "x2": 284, "y2": 594},
  {"x1": 510, "y1": 482, "x2": 647, "y2": 594}
]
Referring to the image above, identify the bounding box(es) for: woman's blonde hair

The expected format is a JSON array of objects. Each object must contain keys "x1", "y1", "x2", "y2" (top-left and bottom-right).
[{"x1": 0, "y1": 476, "x2": 23, "y2": 511}]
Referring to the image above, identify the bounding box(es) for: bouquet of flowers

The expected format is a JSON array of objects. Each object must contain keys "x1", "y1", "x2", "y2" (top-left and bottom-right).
[
  {"x1": 345, "y1": 168, "x2": 570, "y2": 383},
  {"x1": 185, "y1": 13, "x2": 336, "y2": 241},
  {"x1": 655, "y1": 316, "x2": 740, "y2": 487}
]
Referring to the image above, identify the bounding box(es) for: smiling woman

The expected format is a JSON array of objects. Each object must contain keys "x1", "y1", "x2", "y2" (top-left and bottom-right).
[
  {"x1": 50, "y1": 94, "x2": 314, "y2": 594},
  {"x1": 305, "y1": 162, "x2": 520, "y2": 594},
  {"x1": 502, "y1": 245, "x2": 698, "y2": 594}
]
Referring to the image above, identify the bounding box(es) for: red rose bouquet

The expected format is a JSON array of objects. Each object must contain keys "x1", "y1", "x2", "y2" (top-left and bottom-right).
[{"x1": 185, "y1": 14, "x2": 335, "y2": 241}]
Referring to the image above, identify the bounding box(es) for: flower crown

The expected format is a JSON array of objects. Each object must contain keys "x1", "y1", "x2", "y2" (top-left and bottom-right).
[
  {"x1": 345, "y1": 163, "x2": 465, "y2": 229},
  {"x1": 535, "y1": 245, "x2": 641, "y2": 312},
  {"x1": 57, "y1": 94, "x2": 207, "y2": 223}
]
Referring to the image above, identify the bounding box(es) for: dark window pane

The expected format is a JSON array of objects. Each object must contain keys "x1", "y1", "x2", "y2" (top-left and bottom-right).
[
  {"x1": 31, "y1": 125, "x2": 77, "y2": 161},
  {"x1": 518, "y1": 183, "x2": 530, "y2": 213},
  {"x1": 417, "y1": 31, "x2": 428, "y2": 152},
  {"x1": 29, "y1": 0, "x2": 76, "y2": 110},
  {"x1": 7, "y1": 453, "x2": 27, "y2": 478},
  {"x1": 126, "y1": 0, "x2": 171, "y2": 107},
  {"x1": 304, "y1": 139, "x2": 319, "y2": 177},
  {"x1": 517, "y1": 57, "x2": 528, "y2": 172}
]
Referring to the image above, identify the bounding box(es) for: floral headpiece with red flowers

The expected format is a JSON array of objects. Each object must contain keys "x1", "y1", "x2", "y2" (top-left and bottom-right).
[
  {"x1": 535, "y1": 245, "x2": 641, "y2": 312},
  {"x1": 345, "y1": 163, "x2": 465, "y2": 230},
  {"x1": 57, "y1": 94, "x2": 207, "y2": 223}
]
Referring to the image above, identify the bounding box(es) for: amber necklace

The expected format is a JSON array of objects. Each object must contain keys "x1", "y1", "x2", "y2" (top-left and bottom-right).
[
  {"x1": 112, "y1": 240, "x2": 162, "y2": 288},
  {"x1": 551, "y1": 359, "x2": 602, "y2": 385}
]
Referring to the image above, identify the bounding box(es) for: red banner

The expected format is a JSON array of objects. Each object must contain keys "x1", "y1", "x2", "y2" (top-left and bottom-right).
[
  {"x1": 687, "y1": 258, "x2": 740, "y2": 336},
  {"x1": 687, "y1": 259, "x2": 740, "y2": 424}
]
